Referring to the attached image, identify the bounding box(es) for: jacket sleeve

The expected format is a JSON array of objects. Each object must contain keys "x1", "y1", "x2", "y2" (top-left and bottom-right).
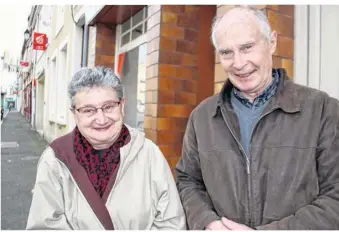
[
  {"x1": 256, "y1": 97, "x2": 339, "y2": 230},
  {"x1": 175, "y1": 113, "x2": 220, "y2": 230},
  {"x1": 149, "y1": 141, "x2": 187, "y2": 230},
  {"x1": 26, "y1": 147, "x2": 72, "y2": 230}
]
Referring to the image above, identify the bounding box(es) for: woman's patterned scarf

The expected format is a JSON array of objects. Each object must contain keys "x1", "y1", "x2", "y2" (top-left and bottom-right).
[{"x1": 73, "y1": 125, "x2": 130, "y2": 197}]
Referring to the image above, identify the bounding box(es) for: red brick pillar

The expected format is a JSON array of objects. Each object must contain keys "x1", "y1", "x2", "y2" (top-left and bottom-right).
[
  {"x1": 267, "y1": 5, "x2": 294, "y2": 79},
  {"x1": 88, "y1": 23, "x2": 116, "y2": 69},
  {"x1": 144, "y1": 5, "x2": 216, "y2": 174}
]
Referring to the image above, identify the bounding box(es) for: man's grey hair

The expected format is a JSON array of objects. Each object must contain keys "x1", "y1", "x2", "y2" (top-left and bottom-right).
[
  {"x1": 211, "y1": 5, "x2": 272, "y2": 50},
  {"x1": 68, "y1": 66, "x2": 124, "y2": 108}
]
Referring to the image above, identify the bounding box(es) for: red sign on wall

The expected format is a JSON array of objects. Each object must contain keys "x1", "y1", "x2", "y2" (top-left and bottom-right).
[
  {"x1": 20, "y1": 60, "x2": 29, "y2": 67},
  {"x1": 32, "y1": 32, "x2": 47, "y2": 50}
]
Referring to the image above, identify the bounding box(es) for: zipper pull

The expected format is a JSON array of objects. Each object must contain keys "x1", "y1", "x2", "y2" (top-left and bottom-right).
[{"x1": 246, "y1": 164, "x2": 250, "y2": 175}]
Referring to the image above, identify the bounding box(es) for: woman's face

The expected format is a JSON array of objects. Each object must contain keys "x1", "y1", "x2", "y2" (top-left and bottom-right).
[{"x1": 72, "y1": 86, "x2": 125, "y2": 149}]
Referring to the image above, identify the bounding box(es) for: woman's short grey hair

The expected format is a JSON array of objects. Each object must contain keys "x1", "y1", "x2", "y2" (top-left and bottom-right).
[
  {"x1": 211, "y1": 5, "x2": 272, "y2": 50},
  {"x1": 68, "y1": 66, "x2": 124, "y2": 107}
]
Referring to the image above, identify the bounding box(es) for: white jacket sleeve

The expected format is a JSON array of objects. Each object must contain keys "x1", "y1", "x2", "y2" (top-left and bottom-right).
[
  {"x1": 148, "y1": 141, "x2": 187, "y2": 230},
  {"x1": 26, "y1": 147, "x2": 72, "y2": 230}
]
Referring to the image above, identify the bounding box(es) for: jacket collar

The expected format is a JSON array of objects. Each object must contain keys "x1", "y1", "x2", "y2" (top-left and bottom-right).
[
  {"x1": 213, "y1": 68, "x2": 301, "y2": 117},
  {"x1": 232, "y1": 69, "x2": 280, "y2": 109}
]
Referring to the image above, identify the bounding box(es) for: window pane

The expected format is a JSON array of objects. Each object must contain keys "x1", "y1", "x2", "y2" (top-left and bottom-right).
[
  {"x1": 132, "y1": 9, "x2": 144, "y2": 27},
  {"x1": 144, "y1": 7, "x2": 148, "y2": 19},
  {"x1": 121, "y1": 18, "x2": 131, "y2": 33},
  {"x1": 121, "y1": 33, "x2": 130, "y2": 46},
  {"x1": 132, "y1": 25, "x2": 143, "y2": 40},
  {"x1": 144, "y1": 20, "x2": 147, "y2": 33}
]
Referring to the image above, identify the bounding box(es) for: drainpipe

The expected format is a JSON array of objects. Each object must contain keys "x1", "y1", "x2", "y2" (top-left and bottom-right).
[
  {"x1": 71, "y1": 5, "x2": 88, "y2": 67},
  {"x1": 31, "y1": 6, "x2": 41, "y2": 130},
  {"x1": 82, "y1": 23, "x2": 89, "y2": 67}
]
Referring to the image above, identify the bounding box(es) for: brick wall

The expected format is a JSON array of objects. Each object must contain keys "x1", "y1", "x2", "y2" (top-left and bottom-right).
[
  {"x1": 214, "y1": 5, "x2": 294, "y2": 94},
  {"x1": 144, "y1": 5, "x2": 215, "y2": 173},
  {"x1": 268, "y1": 6, "x2": 294, "y2": 78},
  {"x1": 87, "y1": 24, "x2": 116, "y2": 69},
  {"x1": 95, "y1": 24, "x2": 116, "y2": 69}
]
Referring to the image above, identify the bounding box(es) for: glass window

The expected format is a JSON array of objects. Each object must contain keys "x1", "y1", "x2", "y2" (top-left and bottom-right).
[
  {"x1": 121, "y1": 33, "x2": 130, "y2": 46},
  {"x1": 132, "y1": 9, "x2": 144, "y2": 27},
  {"x1": 144, "y1": 7, "x2": 148, "y2": 19},
  {"x1": 143, "y1": 20, "x2": 147, "y2": 33},
  {"x1": 121, "y1": 18, "x2": 131, "y2": 34},
  {"x1": 132, "y1": 25, "x2": 143, "y2": 40},
  {"x1": 119, "y1": 7, "x2": 148, "y2": 48}
]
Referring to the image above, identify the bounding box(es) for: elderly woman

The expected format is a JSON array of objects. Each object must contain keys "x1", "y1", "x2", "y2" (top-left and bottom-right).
[{"x1": 26, "y1": 67, "x2": 186, "y2": 230}]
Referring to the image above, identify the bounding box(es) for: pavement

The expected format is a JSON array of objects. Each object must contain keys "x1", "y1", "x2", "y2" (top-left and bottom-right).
[{"x1": 1, "y1": 111, "x2": 48, "y2": 230}]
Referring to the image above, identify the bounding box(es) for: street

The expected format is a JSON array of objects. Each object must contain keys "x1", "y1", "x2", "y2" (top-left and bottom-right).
[{"x1": 1, "y1": 111, "x2": 48, "y2": 230}]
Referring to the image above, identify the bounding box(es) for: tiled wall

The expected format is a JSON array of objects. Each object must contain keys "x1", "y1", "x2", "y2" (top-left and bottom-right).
[
  {"x1": 87, "y1": 24, "x2": 116, "y2": 69},
  {"x1": 214, "y1": 5, "x2": 294, "y2": 94},
  {"x1": 144, "y1": 5, "x2": 216, "y2": 174},
  {"x1": 95, "y1": 24, "x2": 116, "y2": 69},
  {"x1": 89, "y1": 5, "x2": 293, "y2": 173}
]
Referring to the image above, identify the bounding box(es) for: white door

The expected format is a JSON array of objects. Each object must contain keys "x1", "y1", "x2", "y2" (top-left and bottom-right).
[{"x1": 294, "y1": 5, "x2": 339, "y2": 100}]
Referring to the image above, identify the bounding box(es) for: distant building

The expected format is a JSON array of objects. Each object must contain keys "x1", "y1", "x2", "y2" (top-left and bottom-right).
[{"x1": 0, "y1": 50, "x2": 19, "y2": 109}]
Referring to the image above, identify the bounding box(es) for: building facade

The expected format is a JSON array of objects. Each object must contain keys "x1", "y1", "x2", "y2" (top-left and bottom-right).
[
  {"x1": 18, "y1": 5, "x2": 339, "y2": 173},
  {"x1": 0, "y1": 52, "x2": 19, "y2": 110},
  {"x1": 84, "y1": 5, "x2": 295, "y2": 173}
]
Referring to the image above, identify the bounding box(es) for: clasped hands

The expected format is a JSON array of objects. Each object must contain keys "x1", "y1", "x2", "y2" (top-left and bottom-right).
[{"x1": 206, "y1": 217, "x2": 254, "y2": 230}]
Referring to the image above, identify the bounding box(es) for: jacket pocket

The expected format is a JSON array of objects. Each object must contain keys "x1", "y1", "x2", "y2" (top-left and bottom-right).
[
  {"x1": 262, "y1": 146, "x2": 319, "y2": 221},
  {"x1": 200, "y1": 149, "x2": 248, "y2": 223}
]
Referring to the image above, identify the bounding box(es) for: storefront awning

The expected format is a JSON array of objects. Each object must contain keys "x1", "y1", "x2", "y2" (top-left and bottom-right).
[{"x1": 89, "y1": 5, "x2": 145, "y2": 26}]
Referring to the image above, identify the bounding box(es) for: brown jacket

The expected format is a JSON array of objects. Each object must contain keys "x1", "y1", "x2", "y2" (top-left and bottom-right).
[{"x1": 175, "y1": 68, "x2": 339, "y2": 230}]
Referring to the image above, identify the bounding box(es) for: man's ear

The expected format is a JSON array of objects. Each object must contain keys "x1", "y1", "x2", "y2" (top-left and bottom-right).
[{"x1": 269, "y1": 31, "x2": 277, "y2": 55}]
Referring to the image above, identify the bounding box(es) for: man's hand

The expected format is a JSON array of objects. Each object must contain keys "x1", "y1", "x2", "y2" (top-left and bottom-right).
[
  {"x1": 206, "y1": 220, "x2": 230, "y2": 230},
  {"x1": 221, "y1": 217, "x2": 253, "y2": 230}
]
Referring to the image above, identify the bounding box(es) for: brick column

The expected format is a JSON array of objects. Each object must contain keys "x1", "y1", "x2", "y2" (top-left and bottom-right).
[
  {"x1": 267, "y1": 5, "x2": 294, "y2": 79},
  {"x1": 144, "y1": 5, "x2": 216, "y2": 174},
  {"x1": 214, "y1": 5, "x2": 294, "y2": 93},
  {"x1": 87, "y1": 23, "x2": 116, "y2": 69}
]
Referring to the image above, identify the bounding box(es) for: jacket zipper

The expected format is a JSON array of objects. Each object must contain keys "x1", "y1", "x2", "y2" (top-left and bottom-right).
[
  {"x1": 220, "y1": 106, "x2": 278, "y2": 228},
  {"x1": 220, "y1": 108, "x2": 252, "y2": 226}
]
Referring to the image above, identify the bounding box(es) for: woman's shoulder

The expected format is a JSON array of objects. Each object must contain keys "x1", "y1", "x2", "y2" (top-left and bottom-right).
[
  {"x1": 49, "y1": 132, "x2": 73, "y2": 150},
  {"x1": 37, "y1": 146, "x2": 60, "y2": 170},
  {"x1": 39, "y1": 132, "x2": 73, "y2": 169},
  {"x1": 124, "y1": 125, "x2": 169, "y2": 166}
]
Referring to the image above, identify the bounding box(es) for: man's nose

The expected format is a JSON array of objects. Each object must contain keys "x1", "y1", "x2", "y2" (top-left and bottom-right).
[{"x1": 233, "y1": 52, "x2": 246, "y2": 70}]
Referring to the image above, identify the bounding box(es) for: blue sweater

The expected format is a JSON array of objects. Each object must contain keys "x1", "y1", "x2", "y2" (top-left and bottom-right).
[{"x1": 230, "y1": 92, "x2": 269, "y2": 155}]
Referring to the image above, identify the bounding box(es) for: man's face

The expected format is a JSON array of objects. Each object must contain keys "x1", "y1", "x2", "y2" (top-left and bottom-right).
[
  {"x1": 215, "y1": 14, "x2": 277, "y2": 96},
  {"x1": 72, "y1": 86, "x2": 125, "y2": 149}
]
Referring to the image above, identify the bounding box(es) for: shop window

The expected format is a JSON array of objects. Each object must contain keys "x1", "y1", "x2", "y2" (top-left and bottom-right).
[{"x1": 119, "y1": 7, "x2": 147, "y2": 47}]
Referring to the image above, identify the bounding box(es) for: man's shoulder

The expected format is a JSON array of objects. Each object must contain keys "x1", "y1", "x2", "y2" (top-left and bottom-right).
[
  {"x1": 190, "y1": 94, "x2": 219, "y2": 119},
  {"x1": 288, "y1": 80, "x2": 338, "y2": 107}
]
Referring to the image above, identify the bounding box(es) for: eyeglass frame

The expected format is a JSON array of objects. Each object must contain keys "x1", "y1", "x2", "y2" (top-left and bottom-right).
[{"x1": 71, "y1": 101, "x2": 121, "y2": 117}]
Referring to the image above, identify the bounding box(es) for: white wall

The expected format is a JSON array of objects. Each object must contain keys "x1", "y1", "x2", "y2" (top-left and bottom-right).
[
  {"x1": 294, "y1": 5, "x2": 339, "y2": 100},
  {"x1": 84, "y1": 5, "x2": 105, "y2": 24}
]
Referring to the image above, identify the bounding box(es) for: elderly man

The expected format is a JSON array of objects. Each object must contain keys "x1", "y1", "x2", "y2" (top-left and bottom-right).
[{"x1": 175, "y1": 5, "x2": 339, "y2": 230}]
